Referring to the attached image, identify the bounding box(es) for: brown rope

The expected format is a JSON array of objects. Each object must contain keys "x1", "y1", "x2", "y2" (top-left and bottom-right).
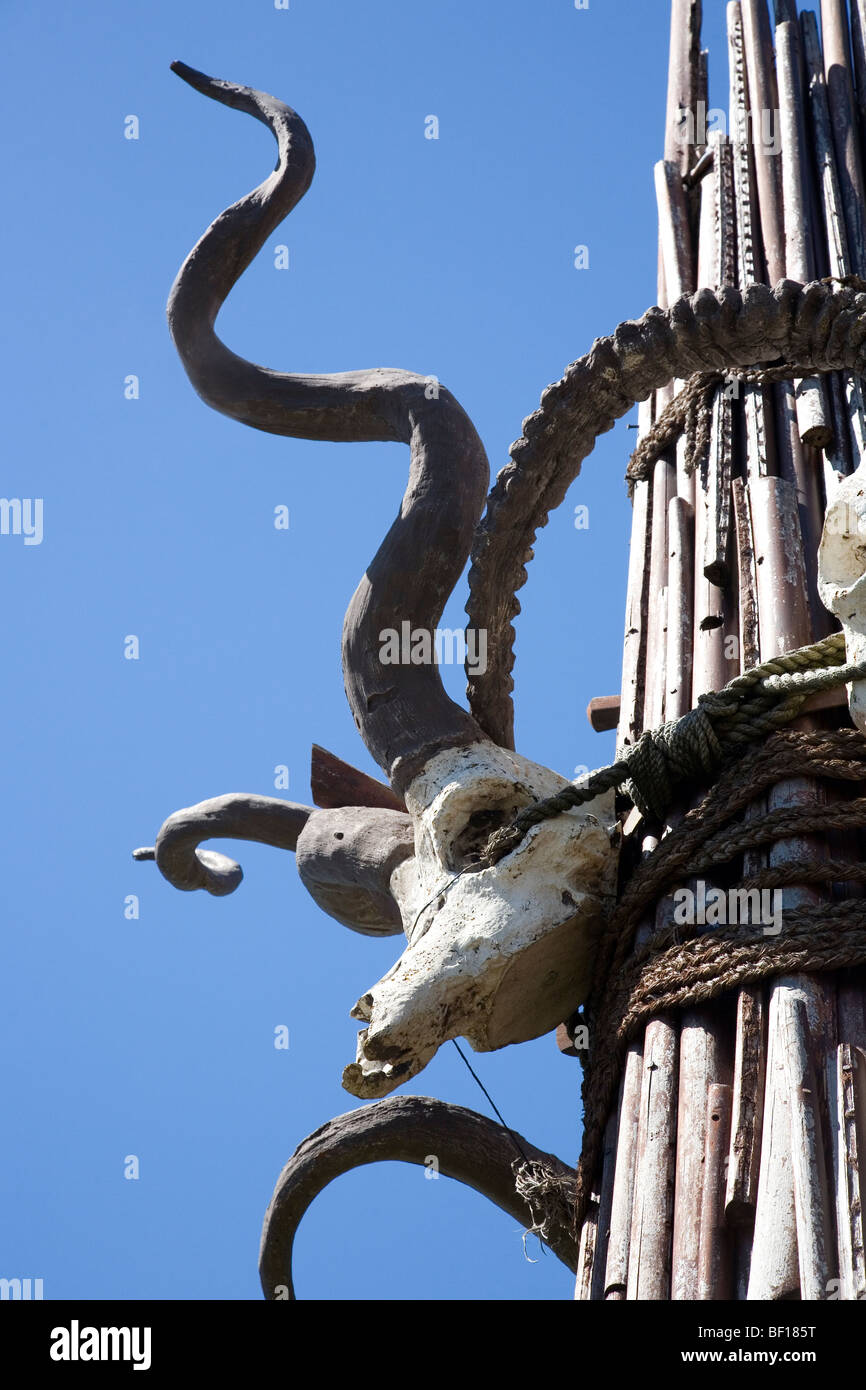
[
  {"x1": 513, "y1": 1158, "x2": 576, "y2": 1246},
  {"x1": 573, "y1": 727, "x2": 866, "y2": 1232},
  {"x1": 625, "y1": 275, "x2": 866, "y2": 494},
  {"x1": 625, "y1": 362, "x2": 831, "y2": 493}
]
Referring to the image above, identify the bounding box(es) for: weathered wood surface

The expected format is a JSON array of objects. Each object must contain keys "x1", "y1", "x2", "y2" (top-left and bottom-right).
[
  {"x1": 834, "y1": 1042, "x2": 866, "y2": 1299},
  {"x1": 310, "y1": 743, "x2": 406, "y2": 812},
  {"x1": 663, "y1": 0, "x2": 704, "y2": 178},
  {"x1": 822, "y1": 0, "x2": 866, "y2": 275},
  {"x1": 586, "y1": 696, "x2": 621, "y2": 733},
  {"x1": 627, "y1": 1018, "x2": 679, "y2": 1300},
  {"x1": 776, "y1": 17, "x2": 831, "y2": 448},
  {"x1": 803, "y1": 10, "x2": 866, "y2": 469},
  {"x1": 725, "y1": 987, "x2": 766, "y2": 1223},
  {"x1": 698, "y1": 1083, "x2": 734, "y2": 1299},
  {"x1": 604, "y1": 1043, "x2": 645, "y2": 1299},
  {"x1": 587, "y1": 0, "x2": 866, "y2": 1304}
]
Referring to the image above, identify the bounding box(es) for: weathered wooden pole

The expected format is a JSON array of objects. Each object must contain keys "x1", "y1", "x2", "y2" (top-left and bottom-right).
[{"x1": 578, "y1": 0, "x2": 866, "y2": 1302}]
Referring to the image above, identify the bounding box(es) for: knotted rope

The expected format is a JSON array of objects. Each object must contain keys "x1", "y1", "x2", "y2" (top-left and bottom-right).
[
  {"x1": 624, "y1": 362, "x2": 818, "y2": 494},
  {"x1": 512, "y1": 1158, "x2": 576, "y2": 1251},
  {"x1": 480, "y1": 630, "x2": 866, "y2": 865},
  {"x1": 571, "y1": 725, "x2": 866, "y2": 1234},
  {"x1": 624, "y1": 275, "x2": 866, "y2": 497}
]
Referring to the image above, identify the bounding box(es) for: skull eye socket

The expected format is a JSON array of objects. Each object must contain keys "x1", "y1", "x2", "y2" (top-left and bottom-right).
[{"x1": 449, "y1": 806, "x2": 514, "y2": 872}]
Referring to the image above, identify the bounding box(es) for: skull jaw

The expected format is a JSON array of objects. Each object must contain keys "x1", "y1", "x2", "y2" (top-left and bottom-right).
[
  {"x1": 341, "y1": 741, "x2": 618, "y2": 1100},
  {"x1": 341, "y1": 894, "x2": 607, "y2": 1100}
]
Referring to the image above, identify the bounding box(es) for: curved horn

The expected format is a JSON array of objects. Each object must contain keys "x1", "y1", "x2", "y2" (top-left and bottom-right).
[
  {"x1": 467, "y1": 276, "x2": 866, "y2": 748},
  {"x1": 258, "y1": 1095, "x2": 577, "y2": 1299},
  {"x1": 134, "y1": 794, "x2": 416, "y2": 936},
  {"x1": 294, "y1": 805, "x2": 414, "y2": 936},
  {"x1": 132, "y1": 795, "x2": 419, "y2": 934},
  {"x1": 133, "y1": 793, "x2": 314, "y2": 895},
  {"x1": 168, "y1": 63, "x2": 490, "y2": 795}
]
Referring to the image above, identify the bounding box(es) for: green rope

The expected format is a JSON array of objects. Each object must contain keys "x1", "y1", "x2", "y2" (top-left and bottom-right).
[{"x1": 481, "y1": 632, "x2": 866, "y2": 865}]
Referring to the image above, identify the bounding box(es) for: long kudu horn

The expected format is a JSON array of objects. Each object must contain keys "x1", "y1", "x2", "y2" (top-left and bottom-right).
[
  {"x1": 258, "y1": 1095, "x2": 577, "y2": 1299},
  {"x1": 167, "y1": 62, "x2": 492, "y2": 795}
]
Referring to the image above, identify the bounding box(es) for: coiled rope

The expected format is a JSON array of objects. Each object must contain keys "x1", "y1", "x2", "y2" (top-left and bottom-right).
[
  {"x1": 480, "y1": 630, "x2": 866, "y2": 865},
  {"x1": 571, "y1": 725, "x2": 866, "y2": 1234}
]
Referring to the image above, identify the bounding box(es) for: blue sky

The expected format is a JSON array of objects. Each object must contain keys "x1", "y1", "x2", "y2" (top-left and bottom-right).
[{"x1": 2, "y1": 0, "x2": 734, "y2": 1300}]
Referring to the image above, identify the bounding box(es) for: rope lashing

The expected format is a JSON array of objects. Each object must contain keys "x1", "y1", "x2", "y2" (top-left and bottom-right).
[
  {"x1": 480, "y1": 631, "x2": 866, "y2": 865},
  {"x1": 513, "y1": 1158, "x2": 576, "y2": 1248},
  {"x1": 625, "y1": 362, "x2": 819, "y2": 493},
  {"x1": 571, "y1": 726, "x2": 866, "y2": 1234},
  {"x1": 624, "y1": 275, "x2": 866, "y2": 496}
]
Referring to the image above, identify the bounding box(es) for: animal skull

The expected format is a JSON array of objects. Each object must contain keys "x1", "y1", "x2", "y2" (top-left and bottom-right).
[
  {"x1": 818, "y1": 464, "x2": 866, "y2": 733},
  {"x1": 343, "y1": 742, "x2": 618, "y2": 1098}
]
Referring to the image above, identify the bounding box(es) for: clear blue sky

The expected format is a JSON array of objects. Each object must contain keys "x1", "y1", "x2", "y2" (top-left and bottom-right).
[{"x1": 2, "y1": 0, "x2": 734, "y2": 1299}]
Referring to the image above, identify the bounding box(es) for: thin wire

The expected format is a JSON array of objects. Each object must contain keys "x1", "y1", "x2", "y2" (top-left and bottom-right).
[
  {"x1": 410, "y1": 877, "x2": 531, "y2": 1164},
  {"x1": 408, "y1": 866, "x2": 473, "y2": 941},
  {"x1": 451, "y1": 1039, "x2": 530, "y2": 1163}
]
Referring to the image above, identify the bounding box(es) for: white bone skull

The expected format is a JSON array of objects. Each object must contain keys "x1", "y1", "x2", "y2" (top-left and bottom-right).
[
  {"x1": 342, "y1": 741, "x2": 619, "y2": 1099},
  {"x1": 818, "y1": 464, "x2": 866, "y2": 733}
]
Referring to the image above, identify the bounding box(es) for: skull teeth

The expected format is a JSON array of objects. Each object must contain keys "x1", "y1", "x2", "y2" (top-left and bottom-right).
[{"x1": 350, "y1": 993, "x2": 374, "y2": 1023}]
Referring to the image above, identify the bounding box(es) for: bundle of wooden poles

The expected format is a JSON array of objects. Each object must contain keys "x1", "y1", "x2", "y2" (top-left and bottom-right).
[{"x1": 575, "y1": 0, "x2": 866, "y2": 1301}]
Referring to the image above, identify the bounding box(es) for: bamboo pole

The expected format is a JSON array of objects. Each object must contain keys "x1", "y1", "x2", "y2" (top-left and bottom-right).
[
  {"x1": 697, "y1": 1083, "x2": 734, "y2": 1299},
  {"x1": 834, "y1": 1042, "x2": 866, "y2": 1299},
  {"x1": 617, "y1": 397, "x2": 654, "y2": 757},
  {"x1": 732, "y1": 478, "x2": 760, "y2": 670},
  {"x1": 729, "y1": 5, "x2": 776, "y2": 486},
  {"x1": 783, "y1": 996, "x2": 835, "y2": 1299},
  {"x1": 603, "y1": 1044, "x2": 645, "y2": 1299},
  {"x1": 627, "y1": 1017, "x2": 679, "y2": 1299},
  {"x1": 851, "y1": 0, "x2": 866, "y2": 156},
  {"x1": 646, "y1": 460, "x2": 676, "y2": 732},
  {"x1": 746, "y1": 477, "x2": 837, "y2": 1301},
  {"x1": 656, "y1": 160, "x2": 695, "y2": 301},
  {"x1": 672, "y1": 1007, "x2": 733, "y2": 1299},
  {"x1": 605, "y1": 56, "x2": 697, "y2": 1287},
  {"x1": 666, "y1": 499, "x2": 694, "y2": 718},
  {"x1": 802, "y1": 11, "x2": 866, "y2": 471},
  {"x1": 664, "y1": 0, "x2": 704, "y2": 178},
  {"x1": 776, "y1": 17, "x2": 832, "y2": 448},
  {"x1": 575, "y1": 1205, "x2": 597, "y2": 1301},
  {"x1": 724, "y1": 23, "x2": 778, "y2": 1290},
  {"x1": 733, "y1": 4, "x2": 822, "y2": 634},
  {"x1": 664, "y1": 71, "x2": 739, "y2": 1303},
  {"x1": 586, "y1": 1110, "x2": 619, "y2": 1301},
  {"x1": 740, "y1": 0, "x2": 786, "y2": 283},
  {"x1": 821, "y1": 0, "x2": 866, "y2": 274},
  {"x1": 725, "y1": 986, "x2": 766, "y2": 1223}
]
